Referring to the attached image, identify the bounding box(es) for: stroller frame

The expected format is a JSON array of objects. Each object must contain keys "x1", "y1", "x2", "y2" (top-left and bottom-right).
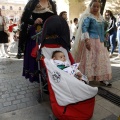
[
  {"x1": 31, "y1": 30, "x2": 60, "y2": 120},
  {"x1": 30, "y1": 15, "x2": 97, "y2": 120},
  {"x1": 31, "y1": 30, "x2": 45, "y2": 101}
]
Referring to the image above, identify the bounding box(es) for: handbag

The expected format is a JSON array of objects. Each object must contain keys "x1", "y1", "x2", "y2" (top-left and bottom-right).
[
  {"x1": 104, "y1": 40, "x2": 109, "y2": 47},
  {"x1": 104, "y1": 31, "x2": 109, "y2": 47}
]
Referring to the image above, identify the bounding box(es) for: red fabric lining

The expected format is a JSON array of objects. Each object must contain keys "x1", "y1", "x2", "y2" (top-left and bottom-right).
[
  {"x1": 31, "y1": 43, "x2": 39, "y2": 58},
  {"x1": 41, "y1": 44, "x2": 62, "y2": 48},
  {"x1": 8, "y1": 24, "x2": 17, "y2": 32},
  {"x1": 40, "y1": 58, "x2": 95, "y2": 120}
]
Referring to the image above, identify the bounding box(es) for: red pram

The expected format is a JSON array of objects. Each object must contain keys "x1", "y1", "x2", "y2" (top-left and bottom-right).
[{"x1": 32, "y1": 15, "x2": 98, "y2": 120}]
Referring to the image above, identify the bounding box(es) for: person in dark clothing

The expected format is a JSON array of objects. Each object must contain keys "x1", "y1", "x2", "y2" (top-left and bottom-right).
[
  {"x1": 0, "y1": 8, "x2": 10, "y2": 58},
  {"x1": 116, "y1": 13, "x2": 120, "y2": 58},
  {"x1": 104, "y1": 10, "x2": 117, "y2": 58},
  {"x1": 18, "y1": 0, "x2": 57, "y2": 82},
  {"x1": 59, "y1": 11, "x2": 67, "y2": 21},
  {"x1": 18, "y1": 0, "x2": 71, "y2": 83}
]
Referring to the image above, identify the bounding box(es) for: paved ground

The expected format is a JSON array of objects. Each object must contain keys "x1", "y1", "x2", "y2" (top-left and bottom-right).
[{"x1": 0, "y1": 52, "x2": 120, "y2": 120}]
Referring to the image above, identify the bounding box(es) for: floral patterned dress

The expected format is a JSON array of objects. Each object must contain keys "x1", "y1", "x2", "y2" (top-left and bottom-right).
[{"x1": 72, "y1": 14, "x2": 112, "y2": 81}]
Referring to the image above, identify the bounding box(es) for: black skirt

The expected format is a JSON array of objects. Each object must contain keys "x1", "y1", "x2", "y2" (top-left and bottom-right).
[{"x1": 0, "y1": 31, "x2": 8, "y2": 43}]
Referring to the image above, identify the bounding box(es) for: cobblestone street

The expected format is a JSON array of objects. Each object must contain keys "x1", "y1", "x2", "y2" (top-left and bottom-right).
[
  {"x1": 0, "y1": 54, "x2": 120, "y2": 120},
  {"x1": 0, "y1": 58, "x2": 40, "y2": 114}
]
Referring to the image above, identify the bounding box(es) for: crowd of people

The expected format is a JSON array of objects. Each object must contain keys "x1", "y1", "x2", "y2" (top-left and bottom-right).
[
  {"x1": 0, "y1": 0, "x2": 120, "y2": 85},
  {"x1": 0, "y1": 0, "x2": 120, "y2": 119},
  {"x1": 0, "y1": 8, "x2": 20, "y2": 58}
]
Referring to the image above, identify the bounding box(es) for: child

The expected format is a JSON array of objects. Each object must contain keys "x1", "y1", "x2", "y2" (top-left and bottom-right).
[
  {"x1": 51, "y1": 50, "x2": 89, "y2": 84},
  {"x1": 8, "y1": 28, "x2": 20, "y2": 54}
]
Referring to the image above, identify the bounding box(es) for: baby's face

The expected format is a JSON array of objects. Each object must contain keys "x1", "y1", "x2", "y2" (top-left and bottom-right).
[{"x1": 54, "y1": 52, "x2": 66, "y2": 62}]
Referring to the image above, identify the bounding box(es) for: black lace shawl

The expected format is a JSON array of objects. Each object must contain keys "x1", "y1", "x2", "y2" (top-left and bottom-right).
[
  {"x1": 21, "y1": 0, "x2": 57, "y2": 24},
  {"x1": 18, "y1": 0, "x2": 57, "y2": 53}
]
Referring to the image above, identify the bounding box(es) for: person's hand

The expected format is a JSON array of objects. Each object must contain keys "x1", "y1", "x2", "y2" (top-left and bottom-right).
[
  {"x1": 34, "y1": 18, "x2": 43, "y2": 25},
  {"x1": 76, "y1": 72, "x2": 82, "y2": 79},
  {"x1": 85, "y1": 39, "x2": 91, "y2": 51},
  {"x1": 13, "y1": 35, "x2": 18, "y2": 41},
  {"x1": 105, "y1": 33, "x2": 109, "y2": 40}
]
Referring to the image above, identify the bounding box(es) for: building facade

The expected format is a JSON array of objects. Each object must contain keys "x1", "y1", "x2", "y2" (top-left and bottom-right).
[
  {"x1": 0, "y1": 0, "x2": 120, "y2": 23},
  {"x1": 0, "y1": 0, "x2": 26, "y2": 22}
]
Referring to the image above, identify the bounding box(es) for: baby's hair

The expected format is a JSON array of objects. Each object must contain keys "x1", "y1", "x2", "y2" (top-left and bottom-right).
[{"x1": 52, "y1": 50, "x2": 63, "y2": 58}]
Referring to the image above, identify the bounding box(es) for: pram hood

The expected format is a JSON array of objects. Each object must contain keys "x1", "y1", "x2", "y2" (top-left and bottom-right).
[
  {"x1": 44, "y1": 58, "x2": 98, "y2": 106},
  {"x1": 40, "y1": 15, "x2": 71, "y2": 50}
]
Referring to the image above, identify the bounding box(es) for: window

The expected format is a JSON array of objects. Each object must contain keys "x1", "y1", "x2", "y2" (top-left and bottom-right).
[
  {"x1": 19, "y1": 7, "x2": 21, "y2": 10},
  {"x1": 10, "y1": 6, "x2": 13, "y2": 10},
  {"x1": 2, "y1": 6, "x2": 5, "y2": 10}
]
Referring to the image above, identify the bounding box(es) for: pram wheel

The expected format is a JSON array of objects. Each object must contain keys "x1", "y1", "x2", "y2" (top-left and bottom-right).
[{"x1": 49, "y1": 114, "x2": 58, "y2": 120}]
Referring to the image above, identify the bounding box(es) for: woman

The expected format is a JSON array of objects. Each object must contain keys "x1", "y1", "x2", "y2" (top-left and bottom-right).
[
  {"x1": 59, "y1": 11, "x2": 67, "y2": 21},
  {"x1": 104, "y1": 10, "x2": 117, "y2": 58},
  {"x1": 116, "y1": 13, "x2": 120, "y2": 58},
  {"x1": 7, "y1": 19, "x2": 17, "y2": 52},
  {"x1": 0, "y1": 8, "x2": 10, "y2": 58},
  {"x1": 18, "y1": 0, "x2": 57, "y2": 82},
  {"x1": 71, "y1": 0, "x2": 112, "y2": 86}
]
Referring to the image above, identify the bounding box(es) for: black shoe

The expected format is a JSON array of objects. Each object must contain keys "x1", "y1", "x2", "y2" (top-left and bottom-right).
[
  {"x1": 100, "y1": 81, "x2": 112, "y2": 87},
  {"x1": 16, "y1": 53, "x2": 22, "y2": 59},
  {"x1": 6, "y1": 56, "x2": 10, "y2": 58}
]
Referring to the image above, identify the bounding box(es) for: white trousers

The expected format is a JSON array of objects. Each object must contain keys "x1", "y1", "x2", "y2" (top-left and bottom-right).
[{"x1": 0, "y1": 43, "x2": 9, "y2": 57}]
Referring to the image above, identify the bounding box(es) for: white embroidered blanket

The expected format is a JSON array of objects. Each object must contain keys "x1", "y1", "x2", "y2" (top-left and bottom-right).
[
  {"x1": 50, "y1": 59, "x2": 80, "y2": 76},
  {"x1": 44, "y1": 58, "x2": 98, "y2": 106}
]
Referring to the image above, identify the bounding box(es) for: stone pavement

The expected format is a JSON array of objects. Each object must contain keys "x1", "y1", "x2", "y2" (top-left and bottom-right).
[{"x1": 0, "y1": 54, "x2": 120, "y2": 120}]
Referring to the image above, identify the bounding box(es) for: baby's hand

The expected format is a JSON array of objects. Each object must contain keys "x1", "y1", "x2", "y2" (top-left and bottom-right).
[{"x1": 76, "y1": 72, "x2": 82, "y2": 78}]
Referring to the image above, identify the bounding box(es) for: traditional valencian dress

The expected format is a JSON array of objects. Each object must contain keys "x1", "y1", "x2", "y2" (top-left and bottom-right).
[
  {"x1": 71, "y1": 13, "x2": 112, "y2": 81},
  {"x1": 22, "y1": 1, "x2": 55, "y2": 82}
]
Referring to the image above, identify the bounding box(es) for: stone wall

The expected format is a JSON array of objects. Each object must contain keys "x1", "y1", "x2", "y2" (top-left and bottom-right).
[
  {"x1": 69, "y1": 0, "x2": 86, "y2": 21},
  {"x1": 0, "y1": 2, "x2": 25, "y2": 21}
]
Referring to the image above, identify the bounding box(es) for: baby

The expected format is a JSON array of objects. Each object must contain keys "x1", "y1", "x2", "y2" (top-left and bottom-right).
[{"x1": 51, "y1": 50, "x2": 89, "y2": 84}]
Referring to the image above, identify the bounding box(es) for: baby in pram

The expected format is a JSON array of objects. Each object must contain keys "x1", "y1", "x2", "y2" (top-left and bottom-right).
[{"x1": 51, "y1": 50, "x2": 89, "y2": 84}]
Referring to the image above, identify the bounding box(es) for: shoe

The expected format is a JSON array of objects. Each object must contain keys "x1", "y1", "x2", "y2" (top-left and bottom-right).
[
  {"x1": 16, "y1": 53, "x2": 22, "y2": 59},
  {"x1": 1, "y1": 54, "x2": 10, "y2": 58},
  {"x1": 3, "y1": 54, "x2": 10, "y2": 58},
  {"x1": 100, "y1": 81, "x2": 112, "y2": 87},
  {"x1": 109, "y1": 53, "x2": 113, "y2": 58},
  {"x1": 6, "y1": 56, "x2": 10, "y2": 58}
]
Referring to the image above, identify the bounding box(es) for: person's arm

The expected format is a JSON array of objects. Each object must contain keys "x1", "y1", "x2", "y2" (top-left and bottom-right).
[
  {"x1": 21, "y1": 8, "x2": 34, "y2": 25},
  {"x1": 107, "y1": 18, "x2": 116, "y2": 32},
  {"x1": 21, "y1": 0, "x2": 41, "y2": 25},
  {"x1": 21, "y1": 9, "x2": 43, "y2": 27},
  {"x1": 81, "y1": 17, "x2": 91, "y2": 40},
  {"x1": 81, "y1": 17, "x2": 91, "y2": 51},
  {"x1": 116, "y1": 21, "x2": 120, "y2": 29}
]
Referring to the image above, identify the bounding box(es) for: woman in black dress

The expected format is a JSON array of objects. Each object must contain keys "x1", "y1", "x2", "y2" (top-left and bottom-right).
[{"x1": 18, "y1": 0, "x2": 57, "y2": 82}]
